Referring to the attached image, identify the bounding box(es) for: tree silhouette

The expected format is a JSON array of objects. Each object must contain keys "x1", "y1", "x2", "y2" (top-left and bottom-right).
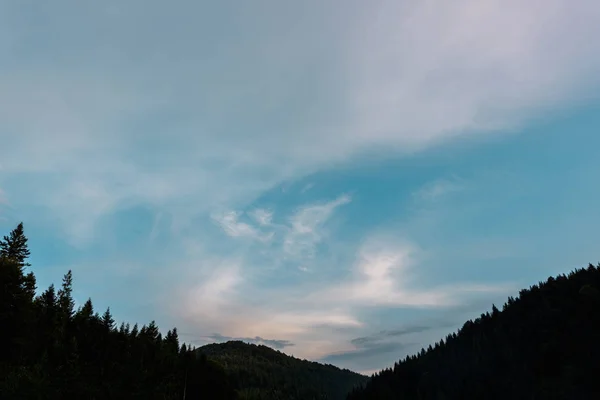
[{"x1": 347, "y1": 264, "x2": 600, "y2": 400}]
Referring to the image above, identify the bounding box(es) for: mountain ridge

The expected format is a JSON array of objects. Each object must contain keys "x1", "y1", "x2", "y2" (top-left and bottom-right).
[
  {"x1": 347, "y1": 263, "x2": 600, "y2": 399},
  {"x1": 197, "y1": 340, "x2": 368, "y2": 400}
]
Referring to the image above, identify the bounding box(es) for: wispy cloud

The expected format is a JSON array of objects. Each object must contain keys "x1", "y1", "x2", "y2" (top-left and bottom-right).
[
  {"x1": 302, "y1": 236, "x2": 514, "y2": 312},
  {"x1": 412, "y1": 176, "x2": 465, "y2": 202},
  {"x1": 182, "y1": 262, "x2": 244, "y2": 324},
  {"x1": 321, "y1": 342, "x2": 412, "y2": 366},
  {"x1": 2, "y1": 0, "x2": 598, "y2": 245},
  {"x1": 284, "y1": 194, "x2": 351, "y2": 259},
  {"x1": 249, "y1": 208, "x2": 273, "y2": 226},
  {"x1": 301, "y1": 183, "x2": 315, "y2": 193},
  {"x1": 2, "y1": 0, "x2": 600, "y2": 373},
  {"x1": 171, "y1": 225, "x2": 514, "y2": 363},
  {"x1": 350, "y1": 326, "x2": 434, "y2": 349},
  {"x1": 212, "y1": 211, "x2": 273, "y2": 242},
  {"x1": 350, "y1": 319, "x2": 458, "y2": 350}
]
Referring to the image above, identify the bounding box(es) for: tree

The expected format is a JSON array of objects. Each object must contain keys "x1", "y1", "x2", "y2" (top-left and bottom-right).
[
  {"x1": 164, "y1": 328, "x2": 180, "y2": 355},
  {"x1": 101, "y1": 307, "x2": 115, "y2": 332},
  {"x1": 0, "y1": 224, "x2": 243, "y2": 399},
  {"x1": 0, "y1": 222, "x2": 31, "y2": 267},
  {"x1": 57, "y1": 270, "x2": 75, "y2": 319},
  {"x1": 78, "y1": 298, "x2": 94, "y2": 320}
]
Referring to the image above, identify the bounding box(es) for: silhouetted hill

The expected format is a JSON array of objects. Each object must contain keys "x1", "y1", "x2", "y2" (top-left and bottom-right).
[
  {"x1": 347, "y1": 263, "x2": 600, "y2": 400},
  {"x1": 0, "y1": 223, "x2": 237, "y2": 399},
  {"x1": 198, "y1": 341, "x2": 368, "y2": 400}
]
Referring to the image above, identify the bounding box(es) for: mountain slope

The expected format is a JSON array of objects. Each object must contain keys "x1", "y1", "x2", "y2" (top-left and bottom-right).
[
  {"x1": 198, "y1": 341, "x2": 367, "y2": 400},
  {"x1": 347, "y1": 263, "x2": 600, "y2": 400},
  {"x1": 0, "y1": 223, "x2": 238, "y2": 399}
]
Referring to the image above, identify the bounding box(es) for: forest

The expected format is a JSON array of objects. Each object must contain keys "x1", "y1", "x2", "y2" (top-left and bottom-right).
[
  {"x1": 0, "y1": 223, "x2": 364, "y2": 399},
  {"x1": 2, "y1": 222, "x2": 599, "y2": 399},
  {"x1": 198, "y1": 341, "x2": 366, "y2": 399},
  {"x1": 347, "y1": 263, "x2": 600, "y2": 399}
]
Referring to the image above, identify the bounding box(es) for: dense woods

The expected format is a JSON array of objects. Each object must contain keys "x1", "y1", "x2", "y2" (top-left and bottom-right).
[
  {"x1": 198, "y1": 341, "x2": 367, "y2": 400},
  {"x1": 3, "y1": 222, "x2": 600, "y2": 399},
  {"x1": 0, "y1": 223, "x2": 364, "y2": 399},
  {"x1": 0, "y1": 223, "x2": 236, "y2": 399},
  {"x1": 347, "y1": 263, "x2": 600, "y2": 399}
]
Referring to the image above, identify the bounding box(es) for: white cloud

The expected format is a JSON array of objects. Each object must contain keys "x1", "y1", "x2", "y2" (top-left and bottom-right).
[
  {"x1": 305, "y1": 236, "x2": 513, "y2": 310},
  {"x1": 1, "y1": 0, "x2": 599, "y2": 244},
  {"x1": 181, "y1": 262, "x2": 244, "y2": 322},
  {"x1": 211, "y1": 211, "x2": 273, "y2": 242},
  {"x1": 1, "y1": 0, "x2": 598, "y2": 368},
  {"x1": 249, "y1": 208, "x2": 273, "y2": 226},
  {"x1": 171, "y1": 230, "x2": 514, "y2": 362},
  {"x1": 284, "y1": 194, "x2": 351, "y2": 259}
]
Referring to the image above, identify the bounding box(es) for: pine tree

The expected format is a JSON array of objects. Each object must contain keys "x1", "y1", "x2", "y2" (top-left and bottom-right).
[
  {"x1": 101, "y1": 307, "x2": 115, "y2": 332},
  {"x1": 0, "y1": 222, "x2": 31, "y2": 267},
  {"x1": 79, "y1": 298, "x2": 94, "y2": 320},
  {"x1": 57, "y1": 270, "x2": 75, "y2": 319}
]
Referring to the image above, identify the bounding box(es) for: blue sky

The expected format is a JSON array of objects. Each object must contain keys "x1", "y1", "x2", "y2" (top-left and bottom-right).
[{"x1": 1, "y1": 0, "x2": 600, "y2": 374}]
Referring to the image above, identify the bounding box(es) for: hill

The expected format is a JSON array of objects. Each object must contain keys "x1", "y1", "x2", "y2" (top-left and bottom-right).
[
  {"x1": 347, "y1": 263, "x2": 600, "y2": 399},
  {"x1": 198, "y1": 341, "x2": 367, "y2": 400},
  {"x1": 0, "y1": 222, "x2": 365, "y2": 399},
  {"x1": 0, "y1": 223, "x2": 238, "y2": 399}
]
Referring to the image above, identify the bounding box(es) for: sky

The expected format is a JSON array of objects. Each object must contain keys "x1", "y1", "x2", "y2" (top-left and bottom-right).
[{"x1": 1, "y1": 0, "x2": 600, "y2": 374}]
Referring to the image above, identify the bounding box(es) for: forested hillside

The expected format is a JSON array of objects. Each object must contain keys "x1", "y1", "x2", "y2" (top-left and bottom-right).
[
  {"x1": 347, "y1": 264, "x2": 600, "y2": 399},
  {"x1": 0, "y1": 222, "x2": 364, "y2": 399},
  {"x1": 4, "y1": 221, "x2": 599, "y2": 399},
  {"x1": 0, "y1": 223, "x2": 236, "y2": 399},
  {"x1": 198, "y1": 341, "x2": 367, "y2": 400}
]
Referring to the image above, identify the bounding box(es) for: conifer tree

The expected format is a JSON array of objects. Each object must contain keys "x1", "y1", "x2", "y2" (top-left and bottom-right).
[
  {"x1": 57, "y1": 270, "x2": 75, "y2": 319},
  {"x1": 101, "y1": 307, "x2": 115, "y2": 332},
  {"x1": 0, "y1": 222, "x2": 31, "y2": 267}
]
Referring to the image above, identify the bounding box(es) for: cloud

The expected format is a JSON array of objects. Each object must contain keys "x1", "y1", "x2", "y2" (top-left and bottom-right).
[
  {"x1": 2, "y1": 0, "x2": 600, "y2": 373},
  {"x1": 323, "y1": 341, "x2": 412, "y2": 362},
  {"x1": 207, "y1": 333, "x2": 294, "y2": 350},
  {"x1": 249, "y1": 208, "x2": 273, "y2": 226},
  {"x1": 170, "y1": 226, "x2": 513, "y2": 364},
  {"x1": 320, "y1": 342, "x2": 414, "y2": 373},
  {"x1": 284, "y1": 194, "x2": 351, "y2": 259},
  {"x1": 351, "y1": 326, "x2": 434, "y2": 349},
  {"x1": 321, "y1": 320, "x2": 465, "y2": 372},
  {"x1": 303, "y1": 236, "x2": 514, "y2": 311},
  {"x1": 349, "y1": 319, "x2": 459, "y2": 351},
  {"x1": 412, "y1": 176, "x2": 465, "y2": 202},
  {"x1": 2, "y1": 0, "x2": 599, "y2": 245},
  {"x1": 211, "y1": 211, "x2": 273, "y2": 242},
  {"x1": 301, "y1": 183, "x2": 315, "y2": 193},
  {"x1": 307, "y1": 239, "x2": 449, "y2": 308},
  {"x1": 182, "y1": 261, "x2": 244, "y2": 324}
]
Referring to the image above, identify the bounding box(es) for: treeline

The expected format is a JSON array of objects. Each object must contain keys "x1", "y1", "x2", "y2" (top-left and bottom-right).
[
  {"x1": 0, "y1": 222, "x2": 236, "y2": 399},
  {"x1": 347, "y1": 263, "x2": 600, "y2": 399},
  {"x1": 0, "y1": 222, "x2": 365, "y2": 400},
  {"x1": 198, "y1": 341, "x2": 367, "y2": 400}
]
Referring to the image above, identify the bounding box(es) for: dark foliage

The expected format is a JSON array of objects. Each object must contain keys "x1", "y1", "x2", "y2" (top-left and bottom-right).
[
  {"x1": 347, "y1": 264, "x2": 600, "y2": 400},
  {"x1": 198, "y1": 341, "x2": 368, "y2": 400},
  {"x1": 0, "y1": 223, "x2": 238, "y2": 399},
  {"x1": 0, "y1": 222, "x2": 366, "y2": 399}
]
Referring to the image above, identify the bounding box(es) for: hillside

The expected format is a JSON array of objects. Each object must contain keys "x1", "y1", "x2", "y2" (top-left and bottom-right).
[
  {"x1": 0, "y1": 223, "x2": 238, "y2": 399},
  {"x1": 5, "y1": 221, "x2": 600, "y2": 399},
  {"x1": 347, "y1": 264, "x2": 600, "y2": 400},
  {"x1": 198, "y1": 341, "x2": 367, "y2": 400},
  {"x1": 0, "y1": 222, "x2": 365, "y2": 399}
]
